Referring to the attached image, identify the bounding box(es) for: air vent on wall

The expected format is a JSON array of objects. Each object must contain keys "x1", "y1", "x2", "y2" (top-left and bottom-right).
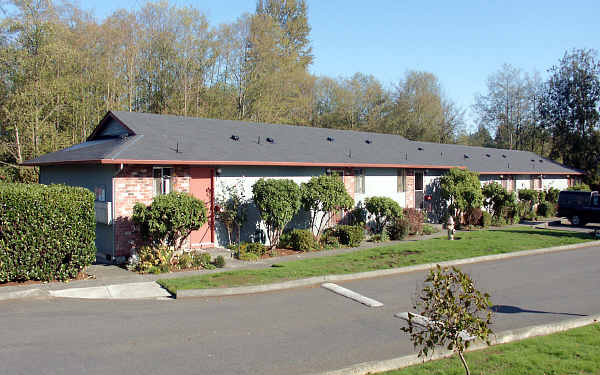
[
  {"x1": 417, "y1": 147, "x2": 424, "y2": 151},
  {"x1": 230, "y1": 135, "x2": 240, "y2": 141},
  {"x1": 485, "y1": 153, "x2": 491, "y2": 157},
  {"x1": 327, "y1": 136, "x2": 334, "y2": 142},
  {"x1": 266, "y1": 137, "x2": 274, "y2": 143},
  {"x1": 464, "y1": 154, "x2": 470, "y2": 159},
  {"x1": 365, "y1": 139, "x2": 372, "y2": 144}
]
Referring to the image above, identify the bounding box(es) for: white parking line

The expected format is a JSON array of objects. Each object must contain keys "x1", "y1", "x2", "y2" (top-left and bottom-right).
[{"x1": 321, "y1": 283, "x2": 384, "y2": 307}]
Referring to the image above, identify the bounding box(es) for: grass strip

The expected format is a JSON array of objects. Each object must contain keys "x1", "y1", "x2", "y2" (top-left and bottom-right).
[
  {"x1": 158, "y1": 227, "x2": 593, "y2": 294},
  {"x1": 382, "y1": 323, "x2": 600, "y2": 374}
]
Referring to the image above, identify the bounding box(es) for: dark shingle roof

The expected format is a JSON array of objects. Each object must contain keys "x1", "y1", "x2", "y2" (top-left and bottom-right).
[{"x1": 23, "y1": 111, "x2": 581, "y2": 175}]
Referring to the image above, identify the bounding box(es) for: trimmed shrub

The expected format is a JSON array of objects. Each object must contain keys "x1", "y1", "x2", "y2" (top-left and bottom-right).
[
  {"x1": 320, "y1": 234, "x2": 340, "y2": 249},
  {"x1": 133, "y1": 245, "x2": 173, "y2": 274},
  {"x1": 327, "y1": 225, "x2": 365, "y2": 247},
  {"x1": 230, "y1": 242, "x2": 267, "y2": 256},
  {"x1": 387, "y1": 218, "x2": 411, "y2": 240},
  {"x1": 213, "y1": 255, "x2": 226, "y2": 268},
  {"x1": 0, "y1": 183, "x2": 96, "y2": 282},
  {"x1": 278, "y1": 232, "x2": 292, "y2": 248},
  {"x1": 369, "y1": 232, "x2": 389, "y2": 242},
  {"x1": 348, "y1": 203, "x2": 368, "y2": 226},
  {"x1": 173, "y1": 251, "x2": 214, "y2": 271},
  {"x1": 365, "y1": 196, "x2": 403, "y2": 233},
  {"x1": 567, "y1": 183, "x2": 591, "y2": 191},
  {"x1": 464, "y1": 207, "x2": 483, "y2": 227},
  {"x1": 422, "y1": 224, "x2": 439, "y2": 235},
  {"x1": 238, "y1": 252, "x2": 259, "y2": 261},
  {"x1": 482, "y1": 182, "x2": 516, "y2": 219},
  {"x1": 545, "y1": 187, "x2": 560, "y2": 204},
  {"x1": 518, "y1": 189, "x2": 539, "y2": 204},
  {"x1": 252, "y1": 178, "x2": 302, "y2": 249},
  {"x1": 300, "y1": 175, "x2": 353, "y2": 239},
  {"x1": 439, "y1": 168, "x2": 483, "y2": 221},
  {"x1": 132, "y1": 191, "x2": 207, "y2": 250},
  {"x1": 403, "y1": 208, "x2": 424, "y2": 235},
  {"x1": 481, "y1": 211, "x2": 492, "y2": 227},
  {"x1": 286, "y1": 229, "x2": 319, "y2": 252},
  {"x1": 537, "y1": 201, "x2": 557, "y2": 218}
]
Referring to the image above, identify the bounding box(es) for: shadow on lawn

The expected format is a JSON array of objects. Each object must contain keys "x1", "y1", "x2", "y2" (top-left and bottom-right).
[
  {"x1": 491, "y1": 229, "x2": 594, "y2": 240},
  {"x1": 491, "y1": 304, "x2": 587, "y2": 317}
]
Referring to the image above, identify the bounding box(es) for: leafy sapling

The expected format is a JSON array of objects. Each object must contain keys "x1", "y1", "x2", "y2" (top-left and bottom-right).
[{"x1": 401, "y1": 265, "x2": 493, "y2": 375}]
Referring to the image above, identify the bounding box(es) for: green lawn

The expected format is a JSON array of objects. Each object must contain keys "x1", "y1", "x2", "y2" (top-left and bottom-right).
[
  {"x1": 382, "y1": 323, "x2": 600, "y2": 375},
  {"x1": 158, "y1": 227, "x2": 594, "y2": 294}
]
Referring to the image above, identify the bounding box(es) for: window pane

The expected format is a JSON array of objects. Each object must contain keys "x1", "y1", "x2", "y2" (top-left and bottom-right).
[
  {"x1": 153, "y1": 168, "x2": 162, "y2": 196},
  {"x1": 397, "y1": 169, "x2": 405, "y2": 192},
  {"x1": 415, "y1": 171, "x2": 423, "y2": 191},
  {"x1": 354, "y1": 169, "x2": 365, "y2": 194}
]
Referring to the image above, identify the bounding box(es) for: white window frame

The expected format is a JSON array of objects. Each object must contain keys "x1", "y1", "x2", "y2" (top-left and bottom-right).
[
  {"x1": 353, "y1": 168, "x2": 365, "y2": 194},
  {"x1": 397, "y1": 169, "x2": 406, "y2": 193},
  {"x1": 153, "y1": 167, "x2": 172, "y2": 196}
]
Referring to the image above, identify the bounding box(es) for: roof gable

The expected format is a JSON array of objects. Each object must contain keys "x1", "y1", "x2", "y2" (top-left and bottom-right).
[{"x1": 87, "y1": 112, "x2": 136, "y2": 140}]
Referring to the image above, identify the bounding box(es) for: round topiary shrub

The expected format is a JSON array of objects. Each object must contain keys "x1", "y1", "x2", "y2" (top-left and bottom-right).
[
  {"x1": 287, "y1": 229, "x2": 319, "y2": 252},
  {"x1": 387, "y1": 218, "x2": 410, "y2": 240}
]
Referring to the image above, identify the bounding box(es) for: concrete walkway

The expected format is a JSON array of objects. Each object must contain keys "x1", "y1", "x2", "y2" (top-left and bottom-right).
[
  {"x1": 49, "y1": 282, "x2": 172, "y2": 299},
  {"x1": 1, "y1": 222, "x2": 596, "y2": 301}
]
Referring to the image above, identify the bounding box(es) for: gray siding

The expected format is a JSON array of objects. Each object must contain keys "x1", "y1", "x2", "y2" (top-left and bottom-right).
[{"x1": 39, "y1": 164, "x2": 119, "y2": 255}]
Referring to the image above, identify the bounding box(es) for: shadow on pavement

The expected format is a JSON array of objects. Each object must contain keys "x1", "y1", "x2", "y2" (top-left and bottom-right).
[{"x1": 491, "y1": 304, "x2": 587, "y2": 317}]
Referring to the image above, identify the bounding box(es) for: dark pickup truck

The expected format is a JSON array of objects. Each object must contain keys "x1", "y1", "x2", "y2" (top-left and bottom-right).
[{"x1": 557, "y1": 190, "x2": 600, "y2": 226}]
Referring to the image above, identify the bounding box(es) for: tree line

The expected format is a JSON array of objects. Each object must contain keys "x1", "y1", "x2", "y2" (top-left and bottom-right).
[{"x1": 0, "y1": 0, "x2": 598, "y2": 184}]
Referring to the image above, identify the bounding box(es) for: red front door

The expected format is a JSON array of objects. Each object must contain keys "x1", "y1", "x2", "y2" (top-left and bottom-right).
[{"x1": 189, "y1": 167, "x2": 214, "y2": 247}]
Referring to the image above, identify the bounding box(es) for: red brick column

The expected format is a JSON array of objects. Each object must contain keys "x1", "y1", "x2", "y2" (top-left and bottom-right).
[{"x1": 405, "y1": 169, "x2": 415, "y2": 208}]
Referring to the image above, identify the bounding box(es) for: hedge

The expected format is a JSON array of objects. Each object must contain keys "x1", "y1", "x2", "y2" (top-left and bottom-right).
[{"x1": 0, "y1": 183, "x2": 96, "y2": 282}]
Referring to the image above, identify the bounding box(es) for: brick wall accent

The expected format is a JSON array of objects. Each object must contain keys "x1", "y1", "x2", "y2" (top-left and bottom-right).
[
  {"x1": 172, "y1": 166, "x2": 191, "y2": 193},
  {"x1": 113, "y1": 166, "x2": 154, "y2": 257},
  {"x1": 343, "y1": 172, "x2": 355, "y2": 200},
  {"x1": 113, "y1": 165, "x2": 193, "y2": 257},
  {"x1": 405, "y1": 169, "x2": 415, "y2": 208}
]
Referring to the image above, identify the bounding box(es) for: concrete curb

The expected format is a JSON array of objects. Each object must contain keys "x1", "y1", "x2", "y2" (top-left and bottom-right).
[
  {"x1": 175, "y1": 240, "x2": 600, "y2": 298},
  {"x1": 0, "y1": 288, "x2": 50, "y2": 301},
  {"x1": 309, "y1": 314, "x2": 600, "y2": 375}
]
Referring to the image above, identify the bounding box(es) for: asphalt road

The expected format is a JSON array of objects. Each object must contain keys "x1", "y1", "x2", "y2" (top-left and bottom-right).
[{"x1": 1, "y1": 245, "x2": 600, "y2": 375}]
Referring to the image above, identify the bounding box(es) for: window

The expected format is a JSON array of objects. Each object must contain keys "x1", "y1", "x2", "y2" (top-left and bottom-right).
[
  {"x1": 94, "y1": 185, "x2": 106, "y2": 202},
  {"x1": 153, "y1": 167, "x2": 172, "y2": 196},
  {"x1": 397, "y1": 169, "x2": 406, "y2": 192},
  {"x1": 354, "y1": 168, "x2": 365, "y2": 194},
  {"x1": 415, "y1": 171, "x2": 424, "y2": 191}
]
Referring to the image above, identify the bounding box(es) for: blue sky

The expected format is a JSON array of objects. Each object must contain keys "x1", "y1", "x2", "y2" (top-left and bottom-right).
[{"x1": 81, "y1": 0, "x2": 599, "y2": 130}]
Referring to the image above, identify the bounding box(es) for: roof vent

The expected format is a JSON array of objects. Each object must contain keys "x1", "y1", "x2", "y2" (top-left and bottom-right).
[
  {"x1": 266, "y1": 137, "x2": 274, "y2": 143},
  {"x1": 417, "y1": 147, "x2": 424, "y2": 151},
  {"x1": 327, "y1": 136, "x2": 334, "y2": 142},
  {"x1": 230, "y1": 135, "x2": 240, "y2": 141},
  {"x1": 464, "y1": 154, "x2": 470, "y2": 159},
  {"x1": 365, "y1": 139, "x2": 372, "y2": 144}
]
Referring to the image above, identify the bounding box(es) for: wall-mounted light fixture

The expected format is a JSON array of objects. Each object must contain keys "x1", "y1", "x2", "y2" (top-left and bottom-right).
[{"x1": 216, "y1": 168, "x2": 222, "y2": 176}]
